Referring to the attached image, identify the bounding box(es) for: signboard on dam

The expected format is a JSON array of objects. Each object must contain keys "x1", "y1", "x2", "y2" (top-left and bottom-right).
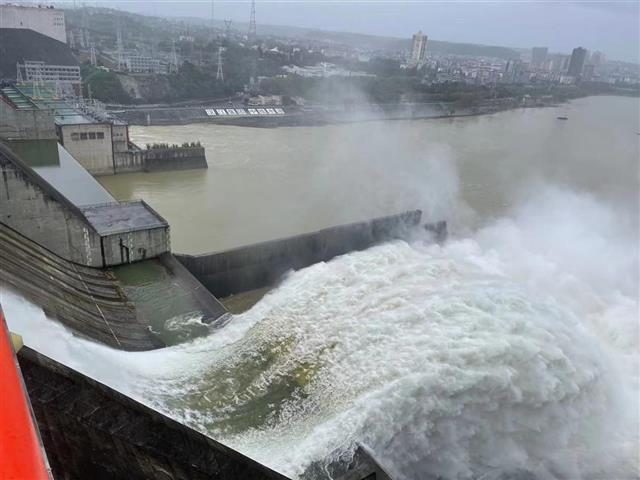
[{"x1": 205, "y1": 107, "x2": 286, "y2": 116}]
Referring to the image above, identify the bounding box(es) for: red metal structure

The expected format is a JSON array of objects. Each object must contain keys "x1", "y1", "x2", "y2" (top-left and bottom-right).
[{"x1": 0, "y1": 306, "x2": 51, "y2": 480}]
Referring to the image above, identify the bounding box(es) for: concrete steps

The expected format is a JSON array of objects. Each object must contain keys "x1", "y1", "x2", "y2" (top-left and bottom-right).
[{"x1": 0, "y1": 221, "x2": 163, "y2": 351}]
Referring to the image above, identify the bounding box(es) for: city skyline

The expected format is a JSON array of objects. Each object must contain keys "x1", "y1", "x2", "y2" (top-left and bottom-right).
[{"x1": 98, "y1": 0, "x2": 640, "y2": 63}]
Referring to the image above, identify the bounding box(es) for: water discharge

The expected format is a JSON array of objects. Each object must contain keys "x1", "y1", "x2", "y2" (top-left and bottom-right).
[
  {"x1": 3, "y1": 184, "x2": 638, "y2": 479},
  {"x1": 2, "y1": 96, "x2": 639, "y2": 479}
]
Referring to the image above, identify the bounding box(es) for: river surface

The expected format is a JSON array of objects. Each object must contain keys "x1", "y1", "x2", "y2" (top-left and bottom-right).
[
  {"x1": 3, "y1": 95, "x2": 639, "y2": 479},
  {"x1": 100, "y1": 96, "x2": 639, "y2": 253}
]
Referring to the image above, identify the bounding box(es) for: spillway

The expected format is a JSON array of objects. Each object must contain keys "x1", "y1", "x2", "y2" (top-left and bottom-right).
[
  {"x1": 0, "y1": 221, "x2": 161, "y2": 350},
  {"x1": 4, "y1": 185, "x2": 638, "y2": 480}
]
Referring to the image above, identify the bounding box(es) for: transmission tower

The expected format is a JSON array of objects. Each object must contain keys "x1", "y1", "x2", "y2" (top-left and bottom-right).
[
  {"x1": 16, "y1": 62, "x2": 23, "y2": 83},
  {"x1": 54, "y1": 79, "x2": 64, "y2": 99},
  {"x1": 116, "y1": 26, "x2": 126, "y2": 71},
  {"x1": 90, "y1": 43, "x2": 97, "y2": 66},
  {"x1": 31, "y1": 63, "x2": 44, "y2": 99},
  {"x1": 224, "y1": 19, "x2": 232, "y2": 38},
  {"x1": 68, "y1": 30, "x2": 76, "y2": 49},
  {"x1": 248, "y1": 0, "x2": 256, "y2": 40},
  {"x1": 170, "y1": 40, "x2": 179, "y2": 73},
  {"x1": 81, "y1": 6, "x2": 90, "y2": 49},
  {"x1": 216, "y1": 46, "x2": 224, "y2": 81}
]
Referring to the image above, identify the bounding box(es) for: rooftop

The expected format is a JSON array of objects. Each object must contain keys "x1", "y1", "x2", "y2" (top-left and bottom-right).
[
  {"x1": 80, "y1": 201, "x2": 168, "y2": 236},
  {"x1": 1, "y1": 84, "x2": 123, "y2": 126},
  {"x1": 8, "y1": 140, "x2": 116, "y2": 206}
]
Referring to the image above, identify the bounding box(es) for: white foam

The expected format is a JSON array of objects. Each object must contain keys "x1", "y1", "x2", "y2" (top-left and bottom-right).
[{"x1": 1, "y1": 186, "x2": 637, "y2": 480}]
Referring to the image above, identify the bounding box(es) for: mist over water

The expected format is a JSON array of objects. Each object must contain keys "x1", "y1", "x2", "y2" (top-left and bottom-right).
[{"x1": 2, "y1": 96, "x2": 639, "y2": 479}]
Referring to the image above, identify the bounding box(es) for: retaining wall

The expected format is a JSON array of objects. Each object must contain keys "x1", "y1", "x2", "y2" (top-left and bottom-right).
[
  {"x1": 18, "y1": 347, "x2": 291, "y2": 480},
  {"x1": 0, "y1": 97, "x2": 56, "y2": 140},
  {"x1": 143, "y1": 146, "x2": 207, "y2": 172},
  {"x1": 176, "y1": 211, "x2": 423, "y2": 298},
  {"x1": 0, "y1": 221, "x2": 162, "y2": 350},
  {"x1": 0, "y1": 142, "x2": 102, "y2": 267},
  {"x1": 112, "y1": 146, "x2": 207, "y2": 174}
]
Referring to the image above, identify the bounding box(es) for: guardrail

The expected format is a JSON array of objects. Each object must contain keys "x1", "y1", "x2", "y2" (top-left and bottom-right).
[{"x1": 0, "y1": 307, "x2": 51, "y2": 479}]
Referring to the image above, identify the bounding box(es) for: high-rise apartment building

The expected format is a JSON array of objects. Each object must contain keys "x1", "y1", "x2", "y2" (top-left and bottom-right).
[
  {"x1": 568, "y1": 47, "x2": 587, "y2": 77},
  {"x1": 410, "y1": 31, "x2": 428, "y2": 67},
  {"x1": 531, "y1": 47, "x2": 548, "y2": 67}
]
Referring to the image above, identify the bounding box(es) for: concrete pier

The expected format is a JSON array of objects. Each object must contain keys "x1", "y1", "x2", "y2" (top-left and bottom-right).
[{"x1": 176, "y1": 211, "x2": 425, "y2": 298}]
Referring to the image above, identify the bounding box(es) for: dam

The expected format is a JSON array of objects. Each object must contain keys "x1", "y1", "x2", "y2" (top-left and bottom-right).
[
  {"x1": 2, "y1": 96, "x2": 637, "y2": 480},
  {"x1": 0, "y1": 135, "x2": 439, "y2": 479}
]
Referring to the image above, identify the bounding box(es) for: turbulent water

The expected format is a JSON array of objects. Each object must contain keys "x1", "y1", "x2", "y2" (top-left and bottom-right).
[{"x1": 2, "y1": 96, "x2": 639, "y2": 479}]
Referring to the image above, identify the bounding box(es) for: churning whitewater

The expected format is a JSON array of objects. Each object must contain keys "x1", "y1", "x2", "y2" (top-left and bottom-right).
[{"x1": 2, "y1": 186, "x2": 638, "y2": 480}]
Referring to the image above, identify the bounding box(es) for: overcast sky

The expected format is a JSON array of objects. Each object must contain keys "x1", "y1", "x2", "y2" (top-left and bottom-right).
[{"x1": 87, "y1": 1, "x2": 639, "y2": 62}]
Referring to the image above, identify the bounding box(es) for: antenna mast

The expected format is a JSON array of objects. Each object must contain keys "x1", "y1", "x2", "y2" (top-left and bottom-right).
[{"x1": 248, "y1": 0, "x2": 256, "y2": 40}]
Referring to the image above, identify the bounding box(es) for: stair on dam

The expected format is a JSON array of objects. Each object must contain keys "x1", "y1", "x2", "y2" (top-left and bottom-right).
[{"x1": 0, "y1": 221, "x2": 163, "y2": 351}]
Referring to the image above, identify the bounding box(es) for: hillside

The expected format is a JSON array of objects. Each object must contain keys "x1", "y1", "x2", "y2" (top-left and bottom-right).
[
  {"x1": 0, "y1": 29, "x2": 78, "y2": 82},
  {"x1": 180, "y1": 16, "x2": 521, "y2": 60}
]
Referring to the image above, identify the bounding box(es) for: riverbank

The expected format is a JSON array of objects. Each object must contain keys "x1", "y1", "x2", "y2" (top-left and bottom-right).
[
  {"x1": 109, "y1": 90, "x2": 638, "y2": 128},
  {"x1": 109, "y1": 97, "x2": 546, "y2": 127}
]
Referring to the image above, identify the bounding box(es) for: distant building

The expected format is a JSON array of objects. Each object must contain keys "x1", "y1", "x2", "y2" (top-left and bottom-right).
[
  {"x1": 590, "y1": 51, "x2": 605, "y2": 66},
  {"x1": 124, "y1": 56, "x2": 168, "y2": 75},
  {"x1": 531, "y1": 47, "x2": 548, "y2": 67},
  {"x1": 568, "y1": 47, "x2": 587, "y2": 77},
  {"x1": 582, "y1": 64, "x2": 595, "y2": 81},
  {"x1": 282, "y1": 63, "x2": 373, "y2": 78},
  {"x1": 549, "y1": 54, "x2": 570, "y2": 73},
  {"x1": 410, "y1": 31, "x2": 428, "y2": 67},
  {"x1": 0, "y1": 29, "x2": 79, "y2": 85},
  {"x1": 503, "y1": 59, "x2": 524, "y2": 83},
  {"x1": 0, "y1": 4, "x2": 66, "y2": 43},
  {"x1": 18, "y1": 61, "x2": 81, "y2": 87}
]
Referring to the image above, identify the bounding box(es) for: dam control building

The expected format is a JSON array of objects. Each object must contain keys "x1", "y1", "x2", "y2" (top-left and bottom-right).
[{"x1": 0, "y1": 3, "x2": 66, "y2": 43}]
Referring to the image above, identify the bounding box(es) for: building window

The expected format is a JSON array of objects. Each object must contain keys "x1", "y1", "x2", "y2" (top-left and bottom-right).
[
  {"x1": 97, "y1": 132, "x2": 105, "y2": 139},
  {"x1": 89, "y1": 132, "x2": 96, "y2": 139},
  {"x1": 80, "y1": 132, "x2": 88, "y2": 140},
  {"x1": 71, "y1": 132, "x2": 79, "y2": 141}
]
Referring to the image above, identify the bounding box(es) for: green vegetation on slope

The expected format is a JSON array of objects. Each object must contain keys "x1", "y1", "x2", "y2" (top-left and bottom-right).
[{"x1": 82, "y1": 64, "x2": 132, "y2": 103}]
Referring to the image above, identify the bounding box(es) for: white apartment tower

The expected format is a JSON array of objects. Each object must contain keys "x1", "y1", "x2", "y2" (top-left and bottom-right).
[
  {"x1": 410, "y1": 30, "x2": 428, "y2": 67},
  {"x1": 0, "y1": 4, "x2": 66, "y2": 44}
]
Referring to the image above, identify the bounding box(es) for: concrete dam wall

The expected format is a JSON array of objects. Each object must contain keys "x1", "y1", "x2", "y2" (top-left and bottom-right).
[
  {"x1": 0, "y1": 221, "x2": 162, "y2": 351},
  {"x1": 142, "y1": 146, "x2": 208, "y2": 172},
  {"x1": 1, "y1": 141, "x2": 104, "y2": 267},
  {"x1": 113, "y1": 146, "x2": 208, "y2": 174},
  {"x1": 17, "y1": 347, "x2": 291, "y2": 480},
  {"x1": 176, "y1": 211, "x2": 425, "y2": 298}
]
